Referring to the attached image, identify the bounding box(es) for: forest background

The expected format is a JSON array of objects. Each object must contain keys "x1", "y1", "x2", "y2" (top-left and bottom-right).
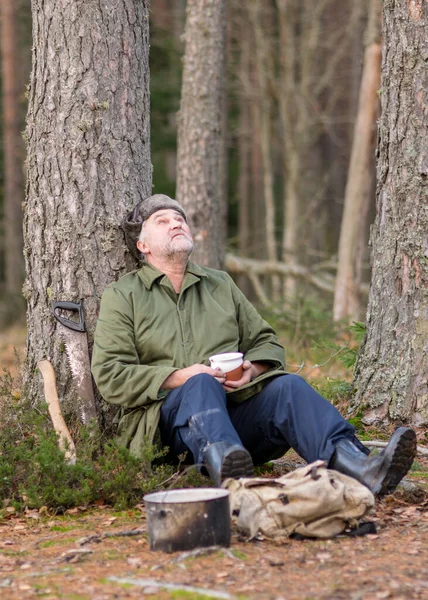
[
  {"x1": 0, "y1": 0, "x2": 376, "y2": 324},
  {"x1": 1, "y1": 0, "x2": 427, "y2": 430}
]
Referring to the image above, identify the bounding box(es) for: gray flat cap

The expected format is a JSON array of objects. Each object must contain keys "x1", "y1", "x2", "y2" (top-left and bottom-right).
[{"x1": 122, "y1": 194, "x2": 187, "y2": 259}]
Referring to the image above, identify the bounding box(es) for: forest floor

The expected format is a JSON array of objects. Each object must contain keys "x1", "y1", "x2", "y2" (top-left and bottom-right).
[{"x1": 1, "y1": 325, "x2": 428, "y2": 600}]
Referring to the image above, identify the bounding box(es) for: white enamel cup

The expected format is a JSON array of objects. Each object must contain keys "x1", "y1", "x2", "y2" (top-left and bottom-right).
[{"x1": 209, "y1": 352, "x2": 244, "y2": 381}]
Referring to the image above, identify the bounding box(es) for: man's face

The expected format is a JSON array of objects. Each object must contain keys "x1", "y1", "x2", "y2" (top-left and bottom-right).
[{"x1": 137, "y1": 209, "x2": 194, "y2": 261}]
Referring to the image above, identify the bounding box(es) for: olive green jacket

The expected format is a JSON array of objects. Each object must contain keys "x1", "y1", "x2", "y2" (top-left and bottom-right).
[{"x1": 91, "y1": 262, "x2": 286, "y2": 457}]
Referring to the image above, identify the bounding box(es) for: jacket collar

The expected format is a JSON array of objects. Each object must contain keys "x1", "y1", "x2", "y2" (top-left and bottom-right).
[{"x1": 137, "y1": 260, "x2": 208, "y2": 290}]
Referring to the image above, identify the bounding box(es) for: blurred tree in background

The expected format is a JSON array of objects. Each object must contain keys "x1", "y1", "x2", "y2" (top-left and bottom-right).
[
  {"x1": 148, "y1": 0, "x2": 373, "y2": 313},
  {"x1": 1, "y1": 0, "x2": 373, "y2": 325},
  {"x1": 0, "y1": 0, "x2": 31, "y2": 321}
]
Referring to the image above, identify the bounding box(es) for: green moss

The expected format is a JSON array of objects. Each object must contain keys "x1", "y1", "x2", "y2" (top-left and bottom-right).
[
  {"x1": 408, "y1": 471, "x2": 428, "y2": 480},
  {"x1": 170, "y1": 592, "x2": 220, "y2": 600},
  {"x1": 49, "y1": 525, "x2": 76, "y2": 532},
  {"x1": 347, "y1": 411, "x2": 364, "y2": 432},
  {"x1": 102, "y1": 579, "x2": 133, "y2": 589},
  {"x1": 39, "y1": 537, "x2": 79, "y2": 548},
  {"x1": 227, "y1": 549, "x2": 248, "y2": 560}
]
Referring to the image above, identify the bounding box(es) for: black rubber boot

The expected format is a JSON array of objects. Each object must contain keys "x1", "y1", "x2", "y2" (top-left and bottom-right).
[
  {"x1": 330, "y1": 427, "x2": 417, "y2": 497},
  {"x1": 203, "y1": 442, "x2": 254, "y2": 487}
]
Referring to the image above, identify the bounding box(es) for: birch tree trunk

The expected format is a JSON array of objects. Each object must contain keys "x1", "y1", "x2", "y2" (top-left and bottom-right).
[
  {"x1": 176, "y1": 0, "x2": 227, "y2": 268},
  {"x1": 24, "y1": 0, "x2": 151, "y2": 413},
  {"x1": 333, "y1": 0, "x2": 381, "y2": 323},
  {"x1": 352, "y1": 0, "x2": 428, "y2": 426},
  {"x1": 0, "y1": 0, "x2": 25, "y2": 295}
]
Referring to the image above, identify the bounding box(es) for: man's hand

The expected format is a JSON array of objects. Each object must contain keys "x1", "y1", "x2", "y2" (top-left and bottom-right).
[
  {"x1": 161, "y1": 364, "x2": 226, "y2": 390},
  {"x1": 222, "y1": 360, "x2": 270, "y2": 393}
]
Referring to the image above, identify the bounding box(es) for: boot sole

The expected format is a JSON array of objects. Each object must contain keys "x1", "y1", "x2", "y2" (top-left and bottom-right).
[
  {"x1": 372, "y1": 427, "x2": 417, "y2": 497},
  {"x1": 221, "y1": 448, "x2": 254, "y2": 481}
]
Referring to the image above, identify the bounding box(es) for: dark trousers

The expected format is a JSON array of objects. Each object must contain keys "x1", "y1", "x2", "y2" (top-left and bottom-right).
[{"x1": 159, "y1": 373, "x2": 367, "y2": 467}]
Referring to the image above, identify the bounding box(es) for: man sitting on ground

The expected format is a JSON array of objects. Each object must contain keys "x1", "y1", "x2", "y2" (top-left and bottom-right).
[{"x1": 91, "y1": 194, "x2": 416, "y2": 493}]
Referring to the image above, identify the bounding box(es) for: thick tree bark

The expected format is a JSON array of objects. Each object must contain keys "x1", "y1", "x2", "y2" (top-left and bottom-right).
[
  {"x1": 0, "y1": 0, "x2": 25, "y2": 295},
  {"x1": 24, "y1": 0, "x2": 151, "y2": 414},
  {"x1": 352, "y1": 0, "x2": 428, "y2": 426},
  {"x1": 176, "y1": 0, "x2": 227, "y2": 268},
  {"x1": 333, "y1": 0, "x2": 381, "y2": 322}
]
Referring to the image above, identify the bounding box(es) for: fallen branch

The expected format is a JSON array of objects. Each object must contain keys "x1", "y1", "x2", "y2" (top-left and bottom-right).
[
  {"x1": 108, "y1": 577, "x2": 237, "y2": 600},
  {"x1": 38, "y1": 360, "x2": 76, "y2": 465},
  {"x1": 363, "y1": 441, "x2": 428, "y2": 457},
  {"x1": 59, "y1": 548, "x2": 93, "y2": 563},
  {"x1": 169, "y1": 546, "x2": 239, "y2": 564},
  {"x1": 151, "y1": 545, "x2": 240, "y2": 571},
  {"x1": 225, "y1": 253, "x2": 369, "y2": 301},
  {"x1": 154, "y1": 463, "x2": 200, "y2": 490},
  {"x1": 171, "y1": 545, "x2": 221, "y2": 563},
  {"x1": 78, "y1": 528, "x2": 146, "y2": 546}
]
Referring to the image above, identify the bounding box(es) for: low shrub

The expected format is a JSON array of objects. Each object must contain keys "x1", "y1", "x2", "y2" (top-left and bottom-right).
[{"x1": 0, "y1": 368, "x2": 201, "y2": 513}]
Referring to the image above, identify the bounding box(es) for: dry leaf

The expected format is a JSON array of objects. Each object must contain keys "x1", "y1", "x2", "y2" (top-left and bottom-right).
[
  {"x1": 65, "y1": 507, "x2": 80, "y2": 515},
  {"x1": 316, "y1": 552, "x2": 332, "y2": 561}
]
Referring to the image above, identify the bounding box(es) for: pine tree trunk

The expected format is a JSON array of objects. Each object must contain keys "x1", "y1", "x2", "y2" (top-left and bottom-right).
[
  {"x1": 24, "y1": 0, "x2": 151, "y2": 414},
  {"x1": 352, "y1": 0, "x2": 428, "y2": 426},
  {"x1": 176, "y1": 0, "x2": 227, "y2": 268},
  {"x1": 333, "y1": 0, "x2": 381, "y2": 322},
  {"x1": 0, "y1": 0, "x2": 25, "y2": 295}
]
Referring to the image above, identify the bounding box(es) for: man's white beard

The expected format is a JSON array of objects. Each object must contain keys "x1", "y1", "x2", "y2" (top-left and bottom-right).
[{"x1": 166, "y1": 236, "x2": 194, "y2": 260}]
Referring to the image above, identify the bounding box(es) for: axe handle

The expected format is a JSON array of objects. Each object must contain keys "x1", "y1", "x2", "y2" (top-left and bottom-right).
[{"x1": 38, "y1": 360, "x2": 77, "y2": 465}]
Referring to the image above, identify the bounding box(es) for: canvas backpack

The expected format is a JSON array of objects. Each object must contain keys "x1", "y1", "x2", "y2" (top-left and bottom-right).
[{"x1": 223, "y1": 460, "x2": 375, "y2": 540}]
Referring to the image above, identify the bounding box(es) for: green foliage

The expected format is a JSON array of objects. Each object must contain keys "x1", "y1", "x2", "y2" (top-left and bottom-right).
[
  {"x1": 262, "y1": 294, "x2": 338, "y2": 351},
  {"x1": 262, "y1": 299, "x2": 367, "y2": 410},
  {"x1": 346, "y1": 411, "x2": 365, "y2": 433},
  {"x1": 0, "y1": 368, "x2": 201, "y2": 514},
  {"x1": 312, "y1": 378, "x2": 353, "y2": 405},
  {"x1": 312, "y1": 321, "x2": 366, "y2": 370}
]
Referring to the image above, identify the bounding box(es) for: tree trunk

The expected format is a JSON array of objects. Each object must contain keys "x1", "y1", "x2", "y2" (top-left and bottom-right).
[
  {"x1": 24, "y1": 0, "x2": 151, "y2": 415},
  {"x1": 0, "y1": 0, "x2": 25, "y2": 295},
  {"x1": 276, "y1": 1, "x2": 301, "y2": 298},
  {"x1": 176, "y1": 0, "x2": 227, "y2": 268},
  {"x1": 235, "y1": 12, "x2": 252, "y2": 296},
  {"x1": 352, "y1": 0, "x2": 428, "y2": 426},
  {"x1": 249, "y1": 1, "x2": 277, "y2": 270},
  {"x1": 333, "y1": 0, "x2": 381, "y2": 323}
]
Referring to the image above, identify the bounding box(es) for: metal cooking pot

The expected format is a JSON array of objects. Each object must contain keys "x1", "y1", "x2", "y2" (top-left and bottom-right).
[{"x1": 143, "y1": 488, "x2": 231, "y2": 552}]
